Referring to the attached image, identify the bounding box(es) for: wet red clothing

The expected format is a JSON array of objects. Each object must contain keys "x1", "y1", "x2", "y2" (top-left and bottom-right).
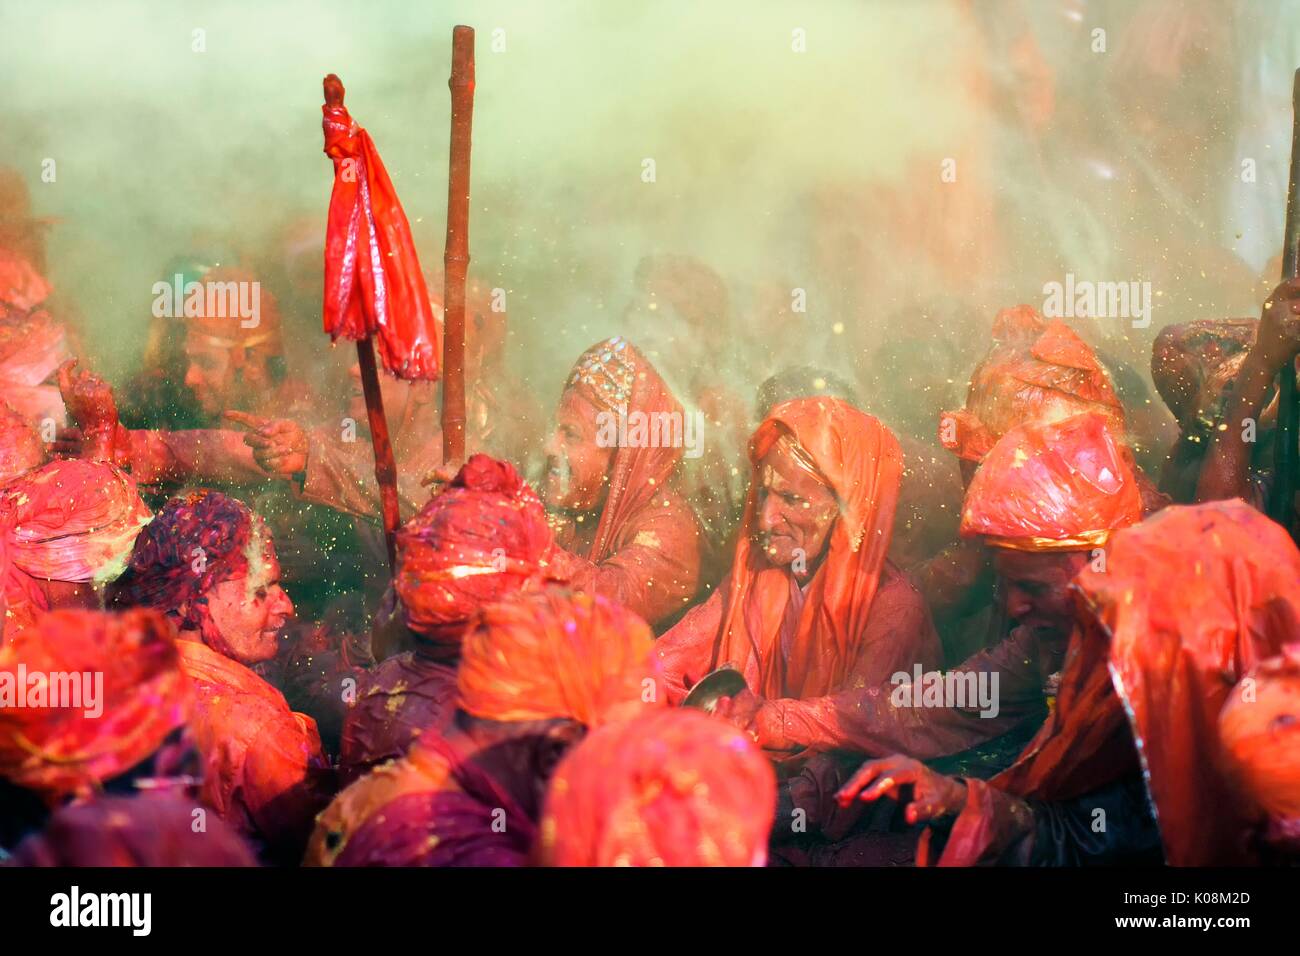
[
  {"x1": 177, "y1": 639, "x2": 331, "y2": 860},
  {"x1": 936, "y1": 501, "x2": 1300, "y2": 866}
]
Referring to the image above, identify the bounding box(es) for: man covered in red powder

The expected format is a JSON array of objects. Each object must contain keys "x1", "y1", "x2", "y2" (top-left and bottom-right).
[
  {"x1": 338, "y1": 454, "x2": 556, "y2": 784},
  {"x1": 106, "y1": 491, "x2": 330, "y2": 863},
  {"x1": 306, "y1": 589, "x2": 662, "y2": 867},
  {"x1": 655, "y1": 396, "x2": 941, "y2": 762},
  {"x1": 538, "y1": 708, "x2": 776, "y2": 867},
  {"x1": 541, "y1": 336, "x2": 703, "y2": 629},
  {"x1": 838, "y1": 499, "x2": 1297, "y2": 866}
]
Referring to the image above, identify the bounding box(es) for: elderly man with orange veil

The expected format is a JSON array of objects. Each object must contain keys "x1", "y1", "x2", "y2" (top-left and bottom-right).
[
  {"x1": 654, "y1": 397, "x2": 941, "y2": 762},
  {"x1": 837, "y1": 499, "x2": 1300, "y2": 866},
  {"x1": 306, "y1": 588, "x2": 663, "y2": 867},
  {"x1": 541, "y1": 336, "x2": 702, "y2": 630}
]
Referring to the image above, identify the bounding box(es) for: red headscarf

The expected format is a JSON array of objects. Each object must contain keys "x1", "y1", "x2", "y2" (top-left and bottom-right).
[
  {"x1": 1, "y1": 460, "x2": 151, "y2": 634},
  {"x1": 960, "y1": 412, "x2": 1142, "y2": 551},
  {"x1": 176, "y1": 639, "x2": 329, "y2": 852},
  {"x1": 563, "y1": 336, "x2": 686, "y2": 563},
  {"x1": 539, "y1": 708, "x2": 776, "y2": 866},
  {"x1": 0, "y1": 609, "x2": 190, "y2": 800},
  {"x1": 321, "y1": 84, "x2": 440, "y2": 380},
  {"x1": 940, "y1": 306, "x2": 1125, "y2": 463},
  {"x1": 457, "y1": 588, "x2": 663, "y2": 727},
  {"x1": 939, "y1": 501, "x2": 1300, "y2": 866},
  {"x1": 1219, "y1": 649, "x2": 1300, "y2": 823},
  {"x1": 394, "y1": 454, "x2": 554, "y2": 652},
  {"x1": 703, "y1": 397, "x2": 904, "y2": 699}
]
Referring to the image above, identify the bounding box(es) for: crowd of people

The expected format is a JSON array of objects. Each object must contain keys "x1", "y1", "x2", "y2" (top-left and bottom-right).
[{"x1": 0, "y1": 149, "x2": 1298, "y2": 869}]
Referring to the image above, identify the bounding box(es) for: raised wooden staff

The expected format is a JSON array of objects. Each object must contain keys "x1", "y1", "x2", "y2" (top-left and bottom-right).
[
  {"x1": 442, "y1": 26, "x2": 476, "y2": 465},
  {"x1": 1270, "y1": 67, "x2": 1300, "y2": 537}
]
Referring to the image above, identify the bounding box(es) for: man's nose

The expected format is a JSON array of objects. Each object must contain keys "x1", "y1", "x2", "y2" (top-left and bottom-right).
[
  {"x1": 542, "y1": 429, "x2": 561, "y2": 459},
  {"x1": 184, "y1": 364, "x2": 203, "y2": 390},
  {"x1": 758, "y1": 495, "x2": 783, "y2": 531},
  {"x1": 271, "y1": 586, "x2": 295, "y2": 621},
  {"x1": 1004, "y1": 588, "x2": 1033, "y2": 621}
]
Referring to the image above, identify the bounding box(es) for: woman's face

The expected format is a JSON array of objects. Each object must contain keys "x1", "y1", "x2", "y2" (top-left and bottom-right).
[
  {"x1": 542, "y1": 389, "x2": 614, "y2": 513},
  {"x1": 203, "y1": 541, "x2": 294, "y2": 664}
]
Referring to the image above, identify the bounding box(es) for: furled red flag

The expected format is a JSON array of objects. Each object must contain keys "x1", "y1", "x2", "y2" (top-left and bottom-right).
[{"x1": 321, "y1": 75, "x2": 441, "y2": 380}]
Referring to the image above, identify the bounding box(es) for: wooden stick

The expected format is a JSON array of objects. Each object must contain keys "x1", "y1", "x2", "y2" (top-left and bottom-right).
[
  {"x1": 1270, "y1": 68, "x2": 1300, "y2": 536},
  {"x1": 442, "y1": 25, "x2": 475, "y2": 466},
  {"x1": 357, "y1": 337, "x2": 401, "y2": 569}
]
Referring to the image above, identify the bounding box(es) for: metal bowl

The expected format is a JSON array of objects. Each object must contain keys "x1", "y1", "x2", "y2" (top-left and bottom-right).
[{"x1": 681, "y1": 666, "x2": 749, "y2": 714}]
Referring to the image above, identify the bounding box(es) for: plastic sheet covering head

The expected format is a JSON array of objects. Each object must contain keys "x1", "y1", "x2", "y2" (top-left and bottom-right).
[
  {"x1": 940, "y1": 305, "x2": 1125, "y2": 463},
  {"x1": 959, "y1": 411, "x2": 1141, "y2": 551}
]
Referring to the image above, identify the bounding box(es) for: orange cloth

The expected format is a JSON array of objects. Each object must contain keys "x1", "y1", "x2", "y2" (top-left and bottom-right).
[
  {"x1": 0, "y1": 400, "x2": 45, "y2": 484},
  {"x1": 177, "y1": 639, "x2": 329, "y2": 853},
  {"x1": 664, "y1": 398, "x2": 910, "y2": 701},
  {"x1": 456, "y1": 588, "x2": 663, "y2": 728},
  {"x1": 1, "y1": 460, "x2": 151, "y2": 632},
  {"x1": 940, "y1": 306, "x2": 1125, "y2": 463},
  {"x1": 940, "y1": 500, "x2": 1300, "y2": 866},
  {"x1": 548, "y1": 336, "x2": 703, "y2": 628},
  {"x1": 959, "y1": 412, "x2": 1142, "y2": 551},
  {"x1": 1219, "y1": 649, "x2": 1300, "y2": 821},
  {"x1": 539, "y1": 708, "x2": 776, "y2": 866},
  {"x1": 0, "y1": 609, "x2": 190, "y2": 800},
  {"x1": 394, "y1": 454, "x2": 555, "y2": 647}
]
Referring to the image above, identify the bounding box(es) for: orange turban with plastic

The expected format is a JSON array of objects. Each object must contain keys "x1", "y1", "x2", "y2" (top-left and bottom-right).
[
  {"x1": 1219, "y1": 650, "x2": 1300, "y2": 822},
  {"x1": 940, "y1": 306, "x2": 1124, "y2": 462},
  {"x1": 0, "y1": 609, "x2": 190, "y2": 800},
  {"x1": 395, "y1": 454, "x2": 554, "y2": 650},
  {"x1": 960, "y1": 412, "x2": 1141, "y2": 551},
  {"x1": 539, "y1": 708, "x2": 776, "y2": 866},
  {"x1": 456, "y1": 588, "x2": 663, "y2": 727}
]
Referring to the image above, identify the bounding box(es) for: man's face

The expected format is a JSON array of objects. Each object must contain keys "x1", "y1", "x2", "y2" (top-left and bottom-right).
[
  {"x1": 542, "y1": 389, "x2": 614, "y2": 512},
  {"x1": 992, "y1": 549, "x2": 1089, "y2": 641},
  {"x1": 347, "y1": 362, "x2": 414, "y2": 430},
  {"x1": 753, "y1": 442, "x2": 838, "y2": 576},
  {"x1": 183, "y1": 337, "x2": 237, "y2": 417},
  {"x1": 204, "y1": 545, "x2": 294, "y2": 664}
]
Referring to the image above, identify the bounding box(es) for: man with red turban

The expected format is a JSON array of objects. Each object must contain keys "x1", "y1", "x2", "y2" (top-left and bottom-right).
[
  {"x1": 307, "y1": 589, "x2": 663, "y2": 867},
  {"x1": 538, "y1": 708, "x2": 775, "y2": 867},
  {"x1": 655, "y1": 397, "x2": 942, "y2": 760},
  {"x1": 338, "y1": 454, "x2": 556, "y2": 783},
  {"x1": 839, "y1": 499, "x2": 1298, "y2": 866},
  {"x1": 921, "y1": 304, "x2": 1164, "y2": 662},
  {"x1": 106, "y1": 491, "x2": 329, "y2": 862},
  {"x1": 0, "y1": 458, "x2": 151, "y2": 635},
  {"x1": 541, "y1": 336, "x2": 703, "y2": 629}
]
